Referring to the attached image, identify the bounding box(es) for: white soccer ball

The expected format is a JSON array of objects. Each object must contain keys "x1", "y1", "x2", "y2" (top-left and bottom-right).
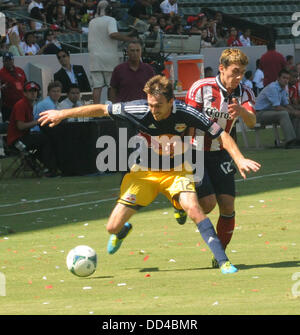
[{"x1": 66, "y1": 245, "x2": 97, "y2": 277}]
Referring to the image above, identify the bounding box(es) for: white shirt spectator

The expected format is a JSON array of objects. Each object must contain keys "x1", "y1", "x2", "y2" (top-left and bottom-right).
[
  {"x1": 20, "y1": 41, "x2": 40, "y2": 55},
  {"x1": 59, "y1": 98, "x2": 83, "y2": 122},
  {"x1": 253, "y1": 68, "x2": 264, "y2": 90},
  {"x1": 244, "y1": 79, "x2": 253, "y2": 89},
  {"x1": 239, "y1": 34, "x2": 251, "y2": 47},
  {"x1": 160, "y1": 0, "x2": 178, "y2": 15}
]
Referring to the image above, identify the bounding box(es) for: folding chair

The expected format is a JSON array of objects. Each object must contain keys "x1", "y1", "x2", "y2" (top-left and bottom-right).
[{"x1": 0, "y1": 125, "x2": 44, "y2": 179}]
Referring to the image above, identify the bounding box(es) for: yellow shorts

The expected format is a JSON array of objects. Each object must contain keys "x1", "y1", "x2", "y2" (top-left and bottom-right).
[{"x1": 118, "y1": 166, "x2": 195, "y2": 210}]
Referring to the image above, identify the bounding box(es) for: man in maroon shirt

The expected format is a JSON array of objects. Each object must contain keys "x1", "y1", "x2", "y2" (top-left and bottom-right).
[
  {"x1": 0, "y1": 52, "x2": 27, "y2": 122},
  {"x1": 260, "y1": 41, "x2": 287, "y2": 87},
  {"x1": 110, "y1": 40, "x2": 155, "y2": 103},
  {"x1": 7, "y1": 81, "x2": 59, "y2": 177},
  {"x1": 110, "y1": 40, "x2": 155, "y2": 173}
]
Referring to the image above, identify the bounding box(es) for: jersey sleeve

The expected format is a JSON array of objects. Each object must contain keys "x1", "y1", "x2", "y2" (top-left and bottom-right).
[
  {"x1": 183, "y1": 104, "x2": 223, "y2": 139},
  {"x1": 241, "y1": 85, "x2": 256, "y2": 114}
]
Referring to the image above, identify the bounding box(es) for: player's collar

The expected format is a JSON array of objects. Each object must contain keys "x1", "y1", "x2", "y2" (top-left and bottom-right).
[{"x1": 216, "y1": 74, "x2": 242, "y2": 101}]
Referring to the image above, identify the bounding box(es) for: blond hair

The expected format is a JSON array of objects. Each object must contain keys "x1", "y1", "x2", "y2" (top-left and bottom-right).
[{"x1": 219, "y1": 48, "x2": 249, "y2": 68}]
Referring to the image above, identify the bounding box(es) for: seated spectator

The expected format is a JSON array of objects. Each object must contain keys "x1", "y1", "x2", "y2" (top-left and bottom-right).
[
  {"x1": 200, "y1": 29, "x2": 212, "y2": 48},
  {"x1": 8, "y1": 32, "x2": 24, "y2": 56},
  {"x1": 20, "y1": 32, "x2": 43, "y2": 55},
  {"x1": 28, "y1": 0, "x2": 44, "y2": 14},
  {"x1": 158, "y1": 16, "x2": 167, "y2": 32},
  {"x1": 32, "y1": 81, "x2": 63, "y2": 133},
  {"x1": 160, "y1": 0, "x2": 178, "y2": 17},
  {"x1": 286, "y1": 55, "x2": 295, "y2": 71},
  {"x1": 227, "y1": 27, "x2": 242, "y2": 47},
  {"x1": 288, "y1": 69, "x2": 300, "y2": 107},
  {"x1": 239, "y1": 28, "x2": 251, "y2": 47},
  {"x1": 54, "y1": 49, "x2": 91, "y2": 94},
  {"x1": 65, "y1": 5, "x2": 82, "y2": 33},
  {"x1": 58, "y1": 84, "x2": 83, "y2": 122},
  {"x1": 214, "y1": 26, "x2": 228, "y2": 47},
  {"x1": 253, "y1": 58, "x2": 264, "y2": 96},
  {"x1": 29, "y1": 6, "x2": 46, "y2": 31},
  {"x1": 129, "y1": 0, "x2": 162, "y2": 21},
  {"x1": 256, "y1": 69, "x2": 300, "y2": 148},
  {"x1": 40, "y1": 30, "x2": 62, "y2": 55},
  {"x1": 204, "y1": 66, "x2": 213, "y2": 78},
  {"x1": 243, "y1": 70, "x2": 253, "y2": 89},
  {"x1": 0, "y1": 52, "x2": 27, "y2": 122},
  {"x1": 6, "y1": 19, "x2": 27, "y2": 45},
  {"x1": 6, "y1": 81, "x2": 59, "y2": 177}
]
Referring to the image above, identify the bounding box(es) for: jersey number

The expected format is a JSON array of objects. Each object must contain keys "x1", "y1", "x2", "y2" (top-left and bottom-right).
[{"x1": 220, "y1": 161, "x2": 234, "y2": 175}]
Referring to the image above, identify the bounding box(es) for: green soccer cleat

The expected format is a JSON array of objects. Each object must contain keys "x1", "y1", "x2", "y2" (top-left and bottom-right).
[
  {"x1": 174, "y1": 208, "x2": 187, "y2": 225},
  {"x1": 211, "y1": 256, "x2": 219, "y2": 269},
  {"x1": 107, "y1": 222, "x2": 132, "y2": 254},
  {"x1": 220, "y1": 261, "x2": 238, "y2": 274}
]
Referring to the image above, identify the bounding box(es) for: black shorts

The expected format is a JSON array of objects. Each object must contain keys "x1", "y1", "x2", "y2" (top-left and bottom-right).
[{"x1": 195, "y1": 150, "x2": 236, "y2": 198}]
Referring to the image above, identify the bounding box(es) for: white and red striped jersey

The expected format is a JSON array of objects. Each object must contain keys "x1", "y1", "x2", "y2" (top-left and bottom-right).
[{"x1": 186, "y1": 75, "x2": 256, "y2": 151}]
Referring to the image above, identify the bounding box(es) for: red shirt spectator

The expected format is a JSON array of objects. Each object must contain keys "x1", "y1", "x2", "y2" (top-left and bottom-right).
[
  {"x1": 0, "y1": 52, "x2": 27, "y2": 121},
  {"x1": 227, "y1": 27, "x2": 242, "y2": 47},
  {"x1": 260, "y1": 41, "x2": 287, "y2": 86},
  {"x1": 7, "y1": 96, "x2": 34, "y2": 146}
]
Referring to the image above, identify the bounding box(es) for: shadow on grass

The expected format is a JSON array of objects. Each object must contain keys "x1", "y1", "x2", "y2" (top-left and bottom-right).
[
  {"x1": 126, "y1": 260, "x2": 300, "y2": 273},
  {"x1": 236, "y1": 260, "x2": 300, "y2": 270}
]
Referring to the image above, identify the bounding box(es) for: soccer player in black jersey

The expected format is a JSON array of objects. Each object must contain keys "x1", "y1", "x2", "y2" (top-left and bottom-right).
[{"x1": 39, "y1": 75, "x2": 260, "y2": 274}]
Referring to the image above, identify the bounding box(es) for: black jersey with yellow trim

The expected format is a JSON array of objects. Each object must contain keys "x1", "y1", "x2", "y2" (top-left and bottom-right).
[{"x1": 107, "y1": 99, "x2": 223, "y2": 138}]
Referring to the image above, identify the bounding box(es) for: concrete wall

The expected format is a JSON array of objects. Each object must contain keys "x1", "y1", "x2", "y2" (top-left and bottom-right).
[{"x1": 0, "y1": 44, "x2": 296, "y2": 100}]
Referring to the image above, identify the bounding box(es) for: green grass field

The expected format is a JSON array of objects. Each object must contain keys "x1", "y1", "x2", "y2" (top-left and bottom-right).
[{"x1": 1, "y1": 130, "x2": 300, "y2": 315}]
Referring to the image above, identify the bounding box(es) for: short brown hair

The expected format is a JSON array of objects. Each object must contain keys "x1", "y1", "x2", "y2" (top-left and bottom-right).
[
  {"x1": 47, "y1": 81, "x2": 62, "y2": 92},
  {"x1": 219, "y1": 48, "x2": 249, "y2": 68},
  {"x1": 143, "y1": 75, "x2": 174, "y2": 101}
]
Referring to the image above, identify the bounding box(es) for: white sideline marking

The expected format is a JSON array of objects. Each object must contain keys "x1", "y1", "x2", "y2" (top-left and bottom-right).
[
  {"x1": 1, "y1": 170, "x2": 300, "y2": 217},
  {"x1": 0, "y1": 197, "x2": 117, "y2": 217},
  {"x1": 235, "y1": 169, "x2": 300, "y2": 182},
  {"x1": 0, "y1": 191, "x2": 99, "y2": 208}
]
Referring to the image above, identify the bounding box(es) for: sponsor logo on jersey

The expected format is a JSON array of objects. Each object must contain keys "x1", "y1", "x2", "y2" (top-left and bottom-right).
[
  {"x1": 174, "y1": 123, "x2": 187, "y2": 132},
  {"x1": 112, "y1": 103, "x2": 122, "y2": 115},
  {"x1": 203, "y1": 107, "x2": 230, "y2": 120}
]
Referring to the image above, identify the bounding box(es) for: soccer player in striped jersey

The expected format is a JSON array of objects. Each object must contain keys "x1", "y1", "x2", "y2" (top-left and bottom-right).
[
  {"x1": 38, "y1": 75, "x2": 260, "y2": 274},
  {"x1": 174, "y1": 48, "x2": 257, "y2": 268}
]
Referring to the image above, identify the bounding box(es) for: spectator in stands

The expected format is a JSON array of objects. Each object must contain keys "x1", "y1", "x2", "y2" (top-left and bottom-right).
[
  {"x1": 160, "y1": 0, "x2": 178, "y2": 16},
  {"x1": 40, "y1": 30, "x2": 62, "y2": 55},
  {"x1": 214, "y1": 25, "x2": 228, "y2": 47},
  {"x1": 239, "y1": 28, "x2": 251, "y2": 47},
  {"x1": 256, "y1": 69, "x2": 300, "y2": 148},
  {"x1": 65, "y1": 5, "x2": 82, "y2": 33},
  {"x1": 296, "y1": 62, "x2": 300, "y2": 77},
  {"x1": 260, "y1": 41, "x2": 287, "y2": 87},
  {"x1": 288, "y1": 69, "x2": 300, "y2": 107},
  {"x1": 6, "y1": 19, "x2": 26, "y2": 45},
  {"x1": 21, "y1": 32, "x2": 45, "y2": 55},
  {"x1": 58, "y1": 84, "x2": 83, "y2": 122},
  {"x1": 158, "y1": 16, "x2": 167, "y2": 32},
  {"x1": 28, "y1": 0, "x2": 44, "y2": 14},
  {"x1": 204, "y1": 66, "x2": 213, "y2": 78},
  {"x1": 29, "y1": 6, "x2": 47, "y2": 31},
  {"x1": 110, "y1": 40, "x2": 155, "y2": 103},
  {"x1": 227, "y1": 27, "x2": 242, "y2": 47},
  {"x1": 243, "y1": 70, "x2": 253, "y2": 89},
  {"x1": 286, "y1": 55, "x2": 295, "y2": 71},
  {"x1": 54, "y1": 48, "x2": 91, "y2": 94},
  {"x1": 129, "y1": 0, "x2": 162, "y2": 21},
  {"x1": 6, "y1": 81, "x2": 59, "y2": 177},
  {"x1": 50, "y1": 24, "x2": 63, "y2": 50},
  {"x1": 0, "y1": 52, "x2": 27, "y2": 122},
  {"x1": 88, "y1": 0, "x2": 136, "y2": 104},
  {"x1": 8, "y1": 32, "x2": 24, "y2": 56},
  {"x1": 32, "y1": 81, "x2": 63, "y2": 133},
  {"x1": 253, "y1": 58, "x2": 264, "y2": 96}
]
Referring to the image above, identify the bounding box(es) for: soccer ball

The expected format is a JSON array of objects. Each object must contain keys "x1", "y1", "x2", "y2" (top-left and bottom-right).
[{"x1": 66, "y1": 245, "x2": 97, "y2": 277}]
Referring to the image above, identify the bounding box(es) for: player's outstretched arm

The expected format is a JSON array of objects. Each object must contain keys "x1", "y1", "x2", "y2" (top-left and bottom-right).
[
  {"x1": 38, "y1": 104, "x2": 109, "y2": 128},
  {"x1": 219, "y1": 131, "x2": 261, "y2": 179}
]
